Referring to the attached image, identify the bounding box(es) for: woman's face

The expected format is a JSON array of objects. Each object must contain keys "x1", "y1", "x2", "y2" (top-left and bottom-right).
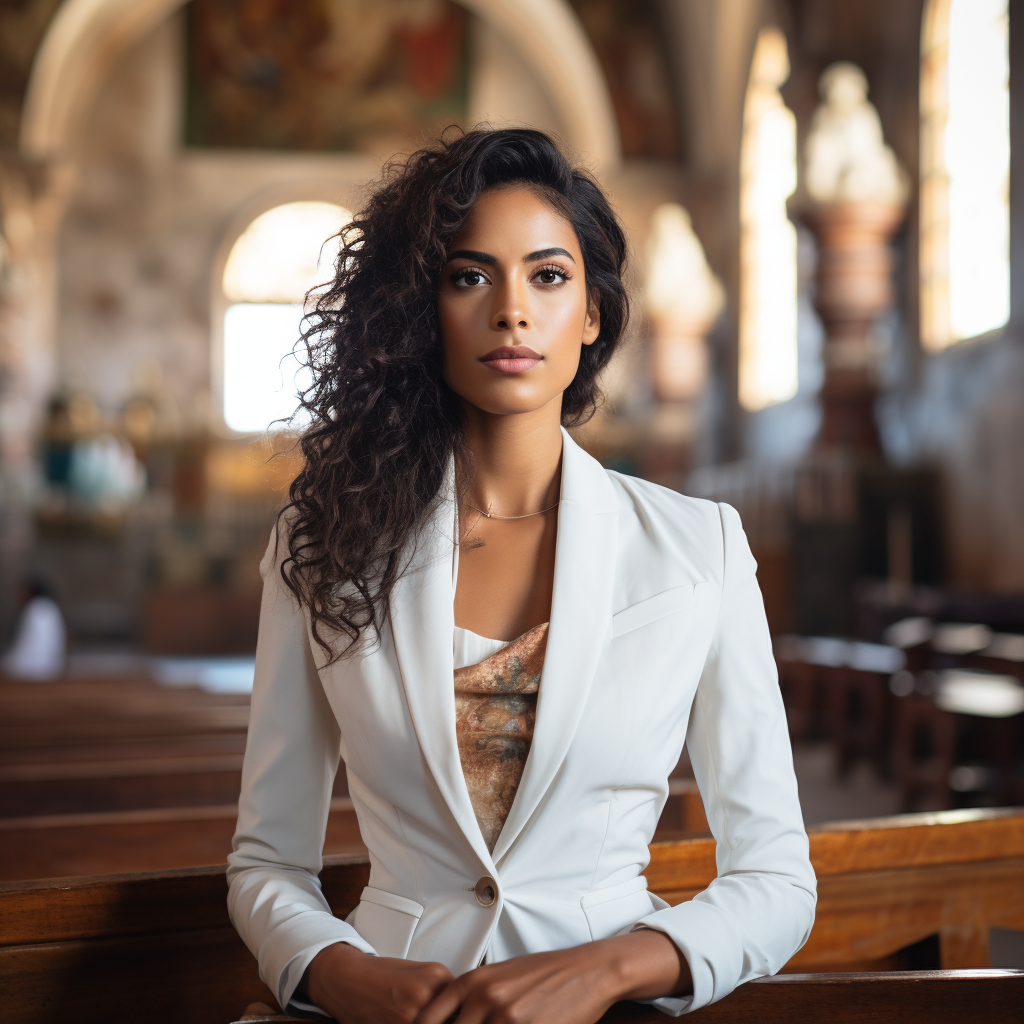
[{"x1": 438, "y1": 186, "x2": 600, "y2": 418}]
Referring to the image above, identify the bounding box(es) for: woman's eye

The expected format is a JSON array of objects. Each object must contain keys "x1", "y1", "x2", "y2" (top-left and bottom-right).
[
  {"x1": 535, "y1": 267, "x2": 568, "y2": 285},
  {"x1": 454, "y1": 269, "x2": 488, "y2": 287}
]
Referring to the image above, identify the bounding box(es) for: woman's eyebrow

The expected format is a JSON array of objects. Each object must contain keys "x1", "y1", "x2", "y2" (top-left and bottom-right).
[
  {"x1": 525, "y1": 247, "x2": 575, "y2": 263},
  {"x1": 445, "y1": 246, "x2": 576, "y2": 264},
  {"x1": 446, "y1": 249, "x2": 496, "y2": 264}
]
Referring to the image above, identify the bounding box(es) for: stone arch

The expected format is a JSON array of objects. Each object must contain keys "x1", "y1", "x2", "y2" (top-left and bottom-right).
[{"x1": 20, "y1": 0, "x2": 621, "y2": 171}]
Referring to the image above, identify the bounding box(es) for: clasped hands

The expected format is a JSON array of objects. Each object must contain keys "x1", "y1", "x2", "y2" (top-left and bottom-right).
[{"x1": 306, "y1": 928, "x2": 690, "y2": 1024}]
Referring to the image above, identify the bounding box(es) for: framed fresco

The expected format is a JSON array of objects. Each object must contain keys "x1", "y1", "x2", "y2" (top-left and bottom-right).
[{"x1": 184, "y1": 0, "x2": 469, "y2": 151}]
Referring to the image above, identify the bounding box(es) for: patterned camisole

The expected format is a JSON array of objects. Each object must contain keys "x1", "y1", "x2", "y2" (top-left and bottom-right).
[{"x1": 453, "y1": 622, "x2": 549, "y2": 852}]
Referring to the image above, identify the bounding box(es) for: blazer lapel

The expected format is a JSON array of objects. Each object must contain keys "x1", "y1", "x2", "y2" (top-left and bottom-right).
[
  {"x1": 388, "y1": 473, "x2": 496, "y2": 870},
  {"x1": 491, "y1": 429, "x2": 619, "y2": 864}
]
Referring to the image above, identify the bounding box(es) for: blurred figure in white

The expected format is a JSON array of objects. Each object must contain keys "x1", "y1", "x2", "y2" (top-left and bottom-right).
[{"x1": 2, "y1": 577, "x2": 67, "y2": 680}]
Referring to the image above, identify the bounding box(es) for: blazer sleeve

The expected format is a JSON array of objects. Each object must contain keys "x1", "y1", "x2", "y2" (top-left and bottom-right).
[
  {"x1": 227, "y1": 529, "x2": 378, "y2": 1015},
  {"x1": 634, "y1": 502, "x2": 817, "y2": 1015}
]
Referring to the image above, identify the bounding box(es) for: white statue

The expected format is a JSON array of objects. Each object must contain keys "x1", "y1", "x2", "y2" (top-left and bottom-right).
[
  {"x1": 645, "y1": 203, "x2": 724, "y2": 330},
  {"x1": 644, "y1": 203, "x2": 724, "y2": 401},
  {"x1": 804, "y1": 62, "x2": 908, "y2": 206}
]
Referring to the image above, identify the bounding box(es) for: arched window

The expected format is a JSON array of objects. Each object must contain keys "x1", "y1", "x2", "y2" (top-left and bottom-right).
[
  {"x1": 739, "y1": 27, "x2": 798, "y2": 412},
  {"x1": 220, "y1": 201, "x2": 350, "y2": 433},
  {"x1": 920, "y1": 0, "x2": 1009, "y2": 350}
]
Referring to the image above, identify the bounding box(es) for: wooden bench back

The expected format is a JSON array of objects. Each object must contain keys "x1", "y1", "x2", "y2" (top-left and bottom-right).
[
  {"x1": 0, "y1": 677, "x2": 251, "y2": 749},
  {"x1": 2, "y1": 809, "x2": 1022, "y2": 1023},
  {"x1": 650, "y1": 807, "x2": 1024, "y2": 970},
  {"x1": 0, "y1": 799, "x2": 364, "y2": 881}
]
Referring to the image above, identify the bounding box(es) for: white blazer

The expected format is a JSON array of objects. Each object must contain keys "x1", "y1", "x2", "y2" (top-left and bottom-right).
[{"x1": 228, "y1": 429, "x2": 816, "y2": 1016}]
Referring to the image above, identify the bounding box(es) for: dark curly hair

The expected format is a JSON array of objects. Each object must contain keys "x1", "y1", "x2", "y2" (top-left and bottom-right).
[{"x1": 280, "y1": 127, "x2": 629, "y2": 658}]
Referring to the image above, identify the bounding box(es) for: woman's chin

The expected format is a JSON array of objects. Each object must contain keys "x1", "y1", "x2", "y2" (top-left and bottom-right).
[{"x1": 460, "y1": 388, "x2": 566, "y2": 419}]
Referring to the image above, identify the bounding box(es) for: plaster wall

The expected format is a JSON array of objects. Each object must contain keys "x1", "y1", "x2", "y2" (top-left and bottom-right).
[{"x1": 53, "y1": 11, "x2": 683, "y2": 429}]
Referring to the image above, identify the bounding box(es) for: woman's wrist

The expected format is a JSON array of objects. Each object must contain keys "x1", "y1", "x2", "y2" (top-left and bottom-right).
[
  {"x1": 306, "y1": 941, "x2": 364, "y2": 1007},
  {"x1": 596, "y1": 928, "x2": 691, "y2": 1003}
]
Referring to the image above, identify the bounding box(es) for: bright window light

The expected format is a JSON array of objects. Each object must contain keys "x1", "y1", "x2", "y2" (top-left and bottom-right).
[
  {"x1": 221, "y1": 201, "x2": 350, "y2": 432},
  {"x1": 739, "y1": 27, "x2": 799, "y2": 411},
  {"x1": 223, "y1": 201, "x2": 350, "y2": 303},
  {"x1": 223, "y1": 303, "x2": 311, "y2": 433},
  {"x1": 921, "y1": 0, "x2": 1009, "y2": 349}
]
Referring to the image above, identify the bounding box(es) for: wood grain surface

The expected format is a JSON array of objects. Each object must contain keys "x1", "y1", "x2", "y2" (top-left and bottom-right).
[
  {"x1": 0, "y1": 798, "x2": 364, "y2": 881},
  {"x1": 3, "y1": 810, "x2": 1023, "y2": 1023}
]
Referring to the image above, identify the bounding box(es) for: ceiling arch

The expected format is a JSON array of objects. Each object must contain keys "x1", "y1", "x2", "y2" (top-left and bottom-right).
[{"x1": 19, "y1": 0, "x2": 621, "y2": 172}]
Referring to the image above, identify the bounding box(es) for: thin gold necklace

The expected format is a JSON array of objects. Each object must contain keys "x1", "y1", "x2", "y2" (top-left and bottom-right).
[{"x1": 464, "y1": 500, "x2": 560, "y2": 520}]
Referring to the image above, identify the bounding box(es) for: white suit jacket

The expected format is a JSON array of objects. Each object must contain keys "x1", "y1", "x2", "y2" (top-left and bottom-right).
[{"x1": 227, "y1": 429, "x2": 816, "y2": 1016}]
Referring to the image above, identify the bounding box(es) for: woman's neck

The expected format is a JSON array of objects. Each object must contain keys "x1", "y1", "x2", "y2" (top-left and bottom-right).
[{"x1": 460, "y1": 398, "x2": 563, "y2": 517}]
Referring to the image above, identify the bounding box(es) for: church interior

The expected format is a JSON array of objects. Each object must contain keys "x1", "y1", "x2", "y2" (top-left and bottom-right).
[{"x1": 1, "y1": 0, "x2": 1023, "y2": 1020}]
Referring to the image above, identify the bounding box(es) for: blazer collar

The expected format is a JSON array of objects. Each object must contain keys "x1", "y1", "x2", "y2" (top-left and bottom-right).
[
  {"x1": 491, "y1": 428, "x2": 618, "y2": 862},
  {"x1": 387, "y1": 464, "x2": 495, "y2": 868},
  {"x1": 388, "y1": 429, "x2": 619, "y2": 869}
]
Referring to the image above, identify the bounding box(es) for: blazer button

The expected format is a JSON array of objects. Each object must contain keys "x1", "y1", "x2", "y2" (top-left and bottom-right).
[{"x1": 474, "y1": 876, "x2": 497, "y2": 907}]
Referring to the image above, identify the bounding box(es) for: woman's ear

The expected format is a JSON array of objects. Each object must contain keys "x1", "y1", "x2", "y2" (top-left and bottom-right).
[{"x1": 582, "y1": 288, "x2": 601, "y2": 346}]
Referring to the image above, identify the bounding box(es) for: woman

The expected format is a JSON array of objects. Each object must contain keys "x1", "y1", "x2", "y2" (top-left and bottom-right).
[{"x1": 228, "y1": 128, "x2": 815, "y2": 1023}]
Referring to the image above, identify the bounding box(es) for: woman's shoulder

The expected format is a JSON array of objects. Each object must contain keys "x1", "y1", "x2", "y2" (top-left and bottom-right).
[
  {"x1": 603, "y1": 468, "x2": 729, "y2": 526},
  {"x1": 602, "y1": 468, "x2": 744, "y2": 574}
]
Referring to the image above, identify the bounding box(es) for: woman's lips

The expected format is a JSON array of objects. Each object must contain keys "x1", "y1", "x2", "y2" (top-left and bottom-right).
[{"x1": 479, "y1": 345, "x2": 543, "y2": 374}]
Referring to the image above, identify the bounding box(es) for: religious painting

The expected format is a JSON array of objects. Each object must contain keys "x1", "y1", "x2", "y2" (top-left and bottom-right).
[
  {"x1": 567, "y1": 0, "x2": 681, "y2": 160},
  {"x1": 184, "y1": 0, "x2": 469, "y2": 152}
]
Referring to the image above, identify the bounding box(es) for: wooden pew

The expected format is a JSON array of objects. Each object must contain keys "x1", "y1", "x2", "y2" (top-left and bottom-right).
[
  {"x1": 233, "y1": 971, "x2": 1024, "y2": 1024},
  {"x1": 2, "y1": 809, "x2": 1021, "y2": 1023},
  {"x1": 647, "y1": 807, "x2": 1024, "y2": 970},
  {"x1": 0, "y1": 799, "x2": 365, "y2": 881},
  {"x1": 0, "y1": 745, "x2": 247, "y2": 816},
  {"x1": 0, "y1": 738, "x2": 357, "y2": 818},
  {"x1": 0, "y1": 675, "x2": 254, "y2": 818},
  {"x1": 0, "y1": 782, "x2": 702, "y2": 883},
  {"x1": 0, "y1": 779, "x2": 704, "y2": 883},
  {"x1": 0, "y1": 677, "x2": 251, "y2": 750}
]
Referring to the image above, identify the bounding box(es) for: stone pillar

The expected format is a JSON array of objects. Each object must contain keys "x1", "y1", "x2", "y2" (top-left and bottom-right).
[
  {"x1": 807, "y1": 200, "x2": 905, "y2": 453},
  {"x1": 0, "y1": 154, "x2": 75, "y2": 482},
  {"x1": 0, "y1": 155, "x2": 75, "y2": 636}
]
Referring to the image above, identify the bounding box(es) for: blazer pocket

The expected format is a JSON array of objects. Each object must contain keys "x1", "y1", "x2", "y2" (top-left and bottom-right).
[
  {"x1": 581, "y1": 875, "x2": 654, "y2": 941},
  {"x1": 349, "y1": 885, "x2": 424, "y2": 958},
  {"x1": 611, "y1": 584, "x2": 702, "y2": 639}
]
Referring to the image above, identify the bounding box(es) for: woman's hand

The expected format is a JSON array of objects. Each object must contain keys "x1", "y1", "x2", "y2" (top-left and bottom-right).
[
  {"x1": 306, "y1": 941, "x2": 454, "y2": 1024},
  {"x1": 414, "y1": 928, "x2": 690, "y2": 1024}
]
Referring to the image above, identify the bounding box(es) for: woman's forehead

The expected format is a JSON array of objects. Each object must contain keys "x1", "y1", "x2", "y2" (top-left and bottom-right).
[{"x1": 450, "y1": 187, "x2": 580, "y2": 259}]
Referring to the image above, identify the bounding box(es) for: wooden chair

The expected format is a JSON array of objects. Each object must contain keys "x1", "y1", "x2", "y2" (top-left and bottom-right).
[
  {"x1": 891, "y1": 693, "x2": 957, "y2": 810},
  {"x1": 3, "y1": 809, "x2": 1021, "y2": 1023},
  {"x1": 776, "y1": 657, "x2": 822, "y2": 741},
  {"x1": 824, "y1": 667, "x2": 889, "y2": 777}
]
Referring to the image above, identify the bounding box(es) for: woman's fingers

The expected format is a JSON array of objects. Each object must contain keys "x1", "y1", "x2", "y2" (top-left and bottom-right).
[
  {"x1": 416, "y1": 950, "x2": 614, "y2": 1024},
  {"x1": 415, "y1": 972, "x2": 471, "y2": 1024}
]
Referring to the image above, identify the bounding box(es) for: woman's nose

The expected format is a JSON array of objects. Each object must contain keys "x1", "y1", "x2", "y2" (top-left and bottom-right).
[{"x1": 491, "y1": 276, "x2": 530, "y2": 332}]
